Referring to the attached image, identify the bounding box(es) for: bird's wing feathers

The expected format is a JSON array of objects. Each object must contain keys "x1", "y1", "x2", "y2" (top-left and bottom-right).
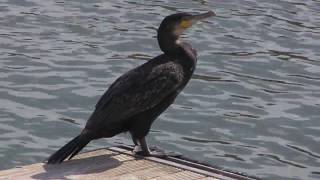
[
  {"x1": 86, "y1": 61, "x2": 183, "y2": 128},
  {"x1": 94, "y1": 68, "x2": 140, "y2": 110}
]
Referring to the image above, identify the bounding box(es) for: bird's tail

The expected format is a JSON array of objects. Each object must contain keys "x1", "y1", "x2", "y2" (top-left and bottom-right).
[{"x1": 47, "y1": 133, "x2": 90, "y2": 164}]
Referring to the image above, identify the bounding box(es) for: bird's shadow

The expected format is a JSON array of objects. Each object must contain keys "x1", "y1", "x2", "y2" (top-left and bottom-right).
[{"x1": 31, "y1": 153, "x2": 121, "y2": 180}]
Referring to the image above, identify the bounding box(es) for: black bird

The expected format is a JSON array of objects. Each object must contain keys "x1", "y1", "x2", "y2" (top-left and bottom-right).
[{"x1": 47, "y1": 11, "x2": 215, "y2": 164}]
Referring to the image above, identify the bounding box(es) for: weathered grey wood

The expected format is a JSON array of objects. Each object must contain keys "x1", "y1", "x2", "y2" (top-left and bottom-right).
[
  {"x1": 0, "y1": 147, "x2": 254, "y2": 180},
  {"x1": 109, "y1": 146, "x2": 255, "y2": 180}
]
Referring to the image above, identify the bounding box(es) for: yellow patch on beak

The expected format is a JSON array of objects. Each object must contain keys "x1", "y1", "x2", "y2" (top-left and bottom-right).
[{"x1": 180, "y1": 20, "x2": 193, "y2": 29}]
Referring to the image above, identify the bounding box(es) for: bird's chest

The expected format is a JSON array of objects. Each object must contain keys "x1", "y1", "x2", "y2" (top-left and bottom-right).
[
  {"x1": 181, "y1": 56, "x2": 196, "y2": 77},
  {"x1": 174, "y1": 60, "x2": 195, "y2": 91}
]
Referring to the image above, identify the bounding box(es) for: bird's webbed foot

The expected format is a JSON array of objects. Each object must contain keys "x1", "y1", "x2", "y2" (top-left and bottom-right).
[
  {"x1": 133, "y1": 145, "x2": 167, "y2": 157},
  {"x1": 132, "y1": 137, "x2": 167, "y2": 158}
]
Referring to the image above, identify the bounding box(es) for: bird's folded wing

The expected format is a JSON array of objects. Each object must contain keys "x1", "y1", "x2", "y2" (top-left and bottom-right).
[{"x1": 86, "y1": 62, "x2": 183, "y2": 127}]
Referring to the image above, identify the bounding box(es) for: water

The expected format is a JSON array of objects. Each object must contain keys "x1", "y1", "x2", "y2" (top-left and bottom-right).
[{"x1": 0, "y1": 0, "x2": 319, "y2": 179}]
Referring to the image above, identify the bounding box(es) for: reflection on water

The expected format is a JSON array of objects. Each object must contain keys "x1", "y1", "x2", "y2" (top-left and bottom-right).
[{"x1": 0, "y1": 0, "x2": 320, "y2": 179}]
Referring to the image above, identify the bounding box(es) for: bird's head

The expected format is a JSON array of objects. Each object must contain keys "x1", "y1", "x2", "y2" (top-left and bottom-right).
[{"x1": 157, "y1": 11, "x2": 215, "y2": 54}]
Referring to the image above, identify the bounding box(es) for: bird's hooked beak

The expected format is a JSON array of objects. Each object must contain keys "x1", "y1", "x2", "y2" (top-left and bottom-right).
[{"x1": 179, "y1": 11, "x2": 216, "y2": 29}]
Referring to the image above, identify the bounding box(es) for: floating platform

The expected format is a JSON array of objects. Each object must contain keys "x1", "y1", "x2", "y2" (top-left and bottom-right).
[{"x1": 0, "y1": 146, "x2": 256, "y2": 180}]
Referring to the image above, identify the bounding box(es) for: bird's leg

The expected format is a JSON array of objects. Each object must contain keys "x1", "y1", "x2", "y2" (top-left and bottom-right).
[
  {"x1": 136, "y1": 137, "x2": 151, "y2": 156},
  {"x1": 135, "y1": 137, "x2": 166, "y2": 157},
  {"x1": 130, "y1": 133, "x2": 138, "y2": 146},
  {"x1": 130, "y1": 133, "x2": 143, "y2": 153}
]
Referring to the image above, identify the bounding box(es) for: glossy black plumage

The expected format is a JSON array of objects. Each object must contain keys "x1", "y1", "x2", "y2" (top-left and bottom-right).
[
  {"x1": 47, "y1": 11, "x2": 214, "y2": 164},
  {"x1": 85, "y1": 53, "x2": 195, "y2": 139}
]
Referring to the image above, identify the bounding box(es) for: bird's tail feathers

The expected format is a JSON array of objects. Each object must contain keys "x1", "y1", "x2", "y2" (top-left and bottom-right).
[{"x1": 47, "y1": 133, "x2": 90, "y2": 164}]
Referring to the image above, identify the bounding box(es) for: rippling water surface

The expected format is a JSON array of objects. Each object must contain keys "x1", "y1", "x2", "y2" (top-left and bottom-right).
[{"x1": 0, "y1": 0, "x2": 320, "y2": 179}]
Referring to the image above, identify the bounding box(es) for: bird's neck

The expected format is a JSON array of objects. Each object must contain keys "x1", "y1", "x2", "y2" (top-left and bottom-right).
[
  {"x1": 158, "y1": 33, "x2": 196, "y2": 61},
  {"x1": 157, "y1": 30, "x2": 197, "y2": 72},
  {"x1": 157, "y1": 31, "x2": 183, "y2": 56}
]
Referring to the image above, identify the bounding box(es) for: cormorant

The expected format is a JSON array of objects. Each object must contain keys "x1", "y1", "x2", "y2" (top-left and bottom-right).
[{"x1": 47, "y1": 11, "x2": 215, "y2": 164}]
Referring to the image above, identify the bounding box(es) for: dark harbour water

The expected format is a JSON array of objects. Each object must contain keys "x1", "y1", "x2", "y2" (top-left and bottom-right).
[{"x1": 0, "y1": 0, "x2": 320, "y2": 179}]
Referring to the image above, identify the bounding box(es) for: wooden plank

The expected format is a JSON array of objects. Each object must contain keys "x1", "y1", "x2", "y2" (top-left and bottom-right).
[
  {"x1": 111, "y1": 153, "x2": 135, "y2": 162},
  {"x1": 72, "y1": 148, "x2": 117, "y2": 159},
  {"x1": 198, "y1": 177, "x2": 221, "y2": 180},
  {"x1": 110, "y1": 146, "x2": 254, "y2": 180},
  {"x1": 0, "y1": 149, "x2": 124, "y2": 179},
  {"x1": 0, "y1": 146, "x2": 255, "y2": 180},
  {"x1": 150, "y1": 170, "x2": 205, "y2": 180},
  {"x1": 67, "y1": 158, "x2": 174, "y2": 179},
  {"x1": 108, "y1": 164, "x2": 181, "y2": 180},
  {"x1": 108, "y1": 147, "x2": 229, "y2": 180}
]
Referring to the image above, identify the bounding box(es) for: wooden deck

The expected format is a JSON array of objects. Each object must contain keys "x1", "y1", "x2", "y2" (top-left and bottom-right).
[{"x1": 0, "y1": 146, "x2": 256, "y2": 180}]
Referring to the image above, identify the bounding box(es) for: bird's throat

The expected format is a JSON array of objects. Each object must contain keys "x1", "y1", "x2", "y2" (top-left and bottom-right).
[{"x1": 157, "y1": 32, "x2": 182, "y2": 55}]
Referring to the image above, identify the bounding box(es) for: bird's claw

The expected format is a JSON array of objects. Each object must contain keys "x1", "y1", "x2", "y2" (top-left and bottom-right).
[{"x1": 132, "y1": 145, "x2": 167, "y2": 158}]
